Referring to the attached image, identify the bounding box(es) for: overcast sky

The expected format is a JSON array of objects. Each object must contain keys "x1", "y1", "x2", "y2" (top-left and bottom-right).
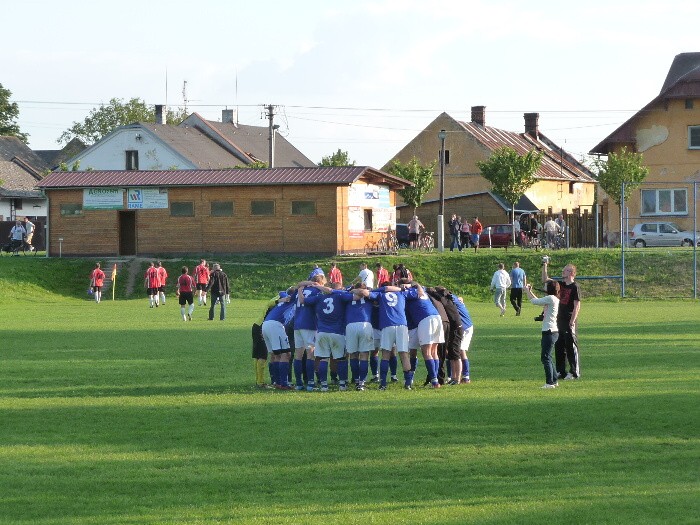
[{"x1": 4, "y1": 0, "x2": 699, "y2": 167}]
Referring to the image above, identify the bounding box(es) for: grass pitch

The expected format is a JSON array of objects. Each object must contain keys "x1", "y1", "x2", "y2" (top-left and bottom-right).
[{"x1": 0, "y1": 273, "x2": 698, "y2": 523}]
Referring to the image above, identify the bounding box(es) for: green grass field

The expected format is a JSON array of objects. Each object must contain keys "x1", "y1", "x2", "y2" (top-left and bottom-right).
[{"x1": 1, "y1": 256, "x2": 699, "y2": 524}]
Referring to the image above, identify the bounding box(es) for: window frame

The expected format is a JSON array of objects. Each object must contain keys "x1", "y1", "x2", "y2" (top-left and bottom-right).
[
  {"x1": 640, "y1": 188, "x2": 688, "y2": 216},
  {"x1": 210, "y1": 200, "x2": 234, "y2": 217},
  {"x1": 125, "y1": 150, "x2": 139, "y2": 170},
  {"x1": 251, "y1": 200, "x2": 275, "y2": 216},
  {"x1": 688, "y1": 125, "x2": 700, "y2": 149},
  {"x1": 60, "y1": 203, "x2": 84, "y2": 217},
  {"x1": 291, "y1": 200, "x2": 316, "y2": 216},
  {"x1": 170, "y1": 201, "x2": 194, "y2": 217}
]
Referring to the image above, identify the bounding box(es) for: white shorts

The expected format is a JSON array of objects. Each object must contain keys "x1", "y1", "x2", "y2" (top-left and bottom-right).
[
  {"x1": 262, "y1": 320, "x2": 290, "y2": 352},
  {"x1": 314, "y1": 332, "x2": 346, "y2": 359},
  {"x1": 408, "y1": 328, "x2": 419, "y2": 350},
  {"x1": 345, "y1": 322, "x2": 374, "y2": 354},
  {"x1": 380, "y1": 325, "x2": 409, "y2": 353},
  {"x1": 294, "y1": 329, "x2": 316, "y2": 350},
  {"x1": 417, "y1": 315, "x2": 444, "y2": 346},
  {"x1": 461, "y1": 325, "x2": 474, "y2": 352},
  {"x1": 373, "y1": 328, "x2": 381, "y2": 349}
]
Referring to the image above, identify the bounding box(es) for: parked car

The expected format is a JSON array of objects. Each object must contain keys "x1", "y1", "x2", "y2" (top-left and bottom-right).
[
  {"x1": 479, "y1": 224, "x2": 516, "y2": 247},
  {"x1": 395, "y1": 223, "x2": 410, "y2": 248},
  {"x1": 628, "y1": 222, "x2": 700, "y2": 247}
]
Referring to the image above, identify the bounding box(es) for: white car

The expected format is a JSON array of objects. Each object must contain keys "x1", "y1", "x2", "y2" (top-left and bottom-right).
[{"x1": 628, "y1": 222, "x2": 700, "y2": 248}]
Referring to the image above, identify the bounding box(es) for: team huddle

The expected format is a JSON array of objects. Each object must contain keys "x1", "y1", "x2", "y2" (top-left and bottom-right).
[{"x1": 253, "y1": 262, "x2": 474, "y2": 392}]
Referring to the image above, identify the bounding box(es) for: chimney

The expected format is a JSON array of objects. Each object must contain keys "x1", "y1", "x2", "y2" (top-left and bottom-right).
[
  {"x1": 471, "y1": 106, "x2": 486, "y2": 126},
  {"x1": 155, "y1": 105, "x2": 167, "y2": 125},
  {"x1": 222, "y1": 109, "x2": 235, "y2": 124},
  {"x1": 524, "y1": 112, "x2": 539, "y2": 139}
]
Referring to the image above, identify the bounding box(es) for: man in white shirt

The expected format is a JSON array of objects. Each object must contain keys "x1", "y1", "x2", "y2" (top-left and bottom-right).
[
  {"x1": 353, "y1": 262, "x2": 375, "y2": 289},
  {"x1": 407, "y1": 215, "x2": 424, "y2": 249},
  {"x1": 489, "y1": 263, "x2": 512, "y2": 316},
  {"x1": 543, "y1": 217, "x2": 561, "y2": 249},
  {"x1": 23, "y1": 218, "x2": 36, "y2": 251},
  {"x1": 9, "y1": 220, "x2": 26, "y2": 255}
]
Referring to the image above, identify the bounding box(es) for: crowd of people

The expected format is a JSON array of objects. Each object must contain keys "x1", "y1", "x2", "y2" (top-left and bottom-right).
[
  {"x1": 253, "y1": 260, "x2": 474, "y2": 392},
  {"x1": 5, "y1": 217, "x2": 36, "y2": 255}
]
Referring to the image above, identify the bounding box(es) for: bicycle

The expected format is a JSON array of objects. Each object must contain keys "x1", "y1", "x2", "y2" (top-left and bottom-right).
[{"x1": 417, "y1": 231, "x2": 435, "y2": 252}]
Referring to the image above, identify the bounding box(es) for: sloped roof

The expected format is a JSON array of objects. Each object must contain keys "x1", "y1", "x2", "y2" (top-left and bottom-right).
[
  {"x1": 0, "y1": 136, "x2": 50, "y2": 175},
  {"x1": 34, "y1": 138, "x2": 87, "y2": 169},
  {"x1": 456, "y1": 120, "x2": 596, "y2": 183},
  {"x1": 398, "y1": 190, "x2": 540, "y2": 214},
  {"x1": 37, "y1": 166, "x2": 412, "y2": 190},
  {"x1": 590, "y1": 52, "x2": 700, "y2": 154},
  {"x1": 0, "y1": 160, "x2": 44, "y2": 198}
]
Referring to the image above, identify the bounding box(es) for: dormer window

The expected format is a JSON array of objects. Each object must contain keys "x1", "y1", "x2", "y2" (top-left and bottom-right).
[{"x1": 126, "y1": 150, "x2": 139, "y2": 170}]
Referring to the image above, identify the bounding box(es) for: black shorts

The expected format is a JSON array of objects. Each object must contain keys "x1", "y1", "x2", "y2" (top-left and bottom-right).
[
  {"x1": 196, "y1": 283, "x2": 207, "y2": 291},
  {"x1": 92, "y1": 286, "x2": 102, "y2": 292},
  {"x1": 251, "y1": 323, "x2": 267, "y2": 359},
  {"x1": 147, "y1": 287, "x2": 159, "y2": 295},
  {"x1": 158, "y1": 286, "x2": 166, "y2": 293},
  {"x1": 445, "y1": 330, "x2": 464, "y2": 360},
  {"x1": 178, "y1": 292, "x2": 194, "y2": 306},
  {"x1": 272, "y1": 348, "x2": 292, "y2": 355},
  {"x1": 409, "y1": 232, "x2": 419, "y2": 242}
]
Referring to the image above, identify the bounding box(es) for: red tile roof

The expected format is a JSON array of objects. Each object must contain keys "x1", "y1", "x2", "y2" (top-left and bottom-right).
[{"x1": 37, "y1": 166, "x2": 412, "y2": 190}]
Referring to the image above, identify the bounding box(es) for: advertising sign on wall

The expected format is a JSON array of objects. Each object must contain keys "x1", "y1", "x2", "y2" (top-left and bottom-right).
[
  {"x1": 83, "y1": 188, "x2": 124, "y2": 210},
  {"x1": 127, "y1": 188, "x2": 169, "y2": 209}
]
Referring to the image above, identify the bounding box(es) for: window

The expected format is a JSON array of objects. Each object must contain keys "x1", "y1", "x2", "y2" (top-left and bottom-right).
[
  {"x1": 170, "y1": 202, "x2": 194, "y2": 217},
  {"x1": 439, "y1": 149, "x2": 450, "y2": 165},
  {"x1": 641, "y1": 188, "x2": 687, "y2": 215},
  {"x1": 688, "y1": 126, "x2": 700, "y2": 149},
  {"x1": 363, "y1": 209, "x2": 373, "y2": 231},
  {"x1": 569, "y1": 182, "x2": 575, "y2": 194},
  {"x1": 12, "y1": 198, "x2": 22, "y2": 210},
  {"x1": 211, "y1": 201, "x2": 234, "y2": 217},
  {"x1": 251, "y1": 200, "x2": 275, "y2": 216},
  {"x1": 60, "y1": 204, "x2": 83, "y2": 217},
  {"x1": 291, "y1": 200, "x2": 316, "y2": 215},
  {"x1": 686, "y1": 99, "x2": 694, "y2": 110},
  {"x1": 126, "y1": 150, "x2": 139, "y2": 170}
]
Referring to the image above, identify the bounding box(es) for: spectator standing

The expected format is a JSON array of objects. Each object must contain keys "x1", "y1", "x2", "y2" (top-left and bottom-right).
[
  {"x1": 490, "y1": 263, "x2": 511, "y2": 316},
  {"x1": 23, "y1": 217, "x2": 36, "y2": 251},
  {"x1": 542, "y1": 260, "x2": 582, "y2": 380},
  {"x1": 89, "y1": 262, "x2": 105, "y2": 304},
  {"x1": 375, "y1": 262, "x2": 390, "y2": 286},
  {"x1": 543, "y1": 217, "x2": 561, "y2": 248},
  {"x1": 509, "y1": 261, "x2": 527, "y2": 316},
  {"x1": 407, "y1": 215, "x2": 424, "y2": 249},
  {"x1": 460, "y1": 219, "x2": 471, "y2": 249},
  {"x1": 471, "y1": 217, "x2": 483, "y2": 252},
  {"x1": 206, "y1": 263, "x2": 230, "y2": 320},
  {"x1": 353, "y1": 262, "x2": 375, "y2": 289},
  {"x1": 329, "y1": 262, "x2": 343, "y2": 286},
  {"x1": 9, "y1": 220, "x2": 25, "y2": 254},
  {"x1": 526, "y1": 280, "x2": 561, "y2": 388},
  {"x1": 448, "y1": 214, "x2": 461, "y2": 251}
]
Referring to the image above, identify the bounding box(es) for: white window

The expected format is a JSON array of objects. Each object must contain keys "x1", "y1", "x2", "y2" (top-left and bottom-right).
[
  {"x1": 688, "y1": 126, "x2": 700, "y2": 149},
  {"x1": 641, "y1": 188, "x2": 687, "y2": 216}
]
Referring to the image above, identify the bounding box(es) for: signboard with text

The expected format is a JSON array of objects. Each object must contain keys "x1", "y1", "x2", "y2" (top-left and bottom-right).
[
  {"x1": 127, "y1": 188, "x2": 169, "y2": 209},
  {"x1": 83, "y1": 188, "x2": 124, "y2": 210}
]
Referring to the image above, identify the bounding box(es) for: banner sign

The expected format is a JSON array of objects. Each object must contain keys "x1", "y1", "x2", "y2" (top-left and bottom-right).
[
  {"x1": 127, "y1": 188, "x2": 169, "y2": 209},
  {"x1": 83, "y1": 188, "x2": 124, "y2": 210}
]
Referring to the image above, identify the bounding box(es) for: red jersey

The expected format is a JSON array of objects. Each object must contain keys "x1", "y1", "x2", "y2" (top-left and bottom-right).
[
  {"x1": 145, "y1": 267, "x2": 160, "y2": 288},
  {"x1": 177, "y1": 274, "x2": 195, "y2": 293},
  {"x1": 329, "y1": 267, "x2": 343, "y2": 284},
  {"x1": 472, "y1": 220, "x2": 483, "y2": 235},
  {"x1": 91, "y1": 269, "x2": 105, "y2": 287},
  {"x1": 194, "y1": 264, "x2": 210, "y2": 285},
  {"x1": 157, "y1": 266, "x2": 168, "y2": 287},
  {"x1": 376, "y1": 268, "x2": 390, "y2": 286}
]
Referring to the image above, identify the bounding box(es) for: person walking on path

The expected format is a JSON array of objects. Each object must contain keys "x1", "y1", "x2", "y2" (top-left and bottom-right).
[
  {"x1": 89, "y1": 262, "x2": 105, "y2": 304},
  {"x1": 490, "y1": 263, "x2": 511, "y2": 316},
  {"x1": 471, "y1": 217, "x2": 483, "y2": 252},
  {"x1": 206, "y1": 263, "x2": 230, "y2": 320},
  {"x1": 509, "y1": 261, "x2": 527, "y2": 316}
]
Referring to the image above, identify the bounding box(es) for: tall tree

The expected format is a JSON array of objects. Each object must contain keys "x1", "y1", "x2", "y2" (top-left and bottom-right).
[
  {"x1": 319, "y1": 149, "x2": 355, "y2": 166},
  {"x1": 58, "y1": 98, "x2": 187, "y2": 145},
  {"x1": 387, "y1": 156, "x2": 436, "y2": 216},
  {"x1": 0, "y1": 83, "x2": 29, "y2": 143},
  {"x1": 477, "y1": 146, "x2": 543, "y2": 244},
  {"x1": 593, "y1": 146, "x2": 649, "y2": 239}
]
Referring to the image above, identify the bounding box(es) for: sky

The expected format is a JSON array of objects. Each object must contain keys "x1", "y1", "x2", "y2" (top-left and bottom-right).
[{"x1": 4, "y1": 0, "x2": 700, "y2": 168}]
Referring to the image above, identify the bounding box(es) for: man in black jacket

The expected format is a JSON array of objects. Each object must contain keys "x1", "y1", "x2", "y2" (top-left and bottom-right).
[{"x1": 206, "y1": 263, "x2": 231, "y2": 321}]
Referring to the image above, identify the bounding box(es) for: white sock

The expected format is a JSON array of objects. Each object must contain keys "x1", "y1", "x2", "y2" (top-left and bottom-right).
[{"x1": 188, "y1": 304, "x2": 195, "y2": 316}]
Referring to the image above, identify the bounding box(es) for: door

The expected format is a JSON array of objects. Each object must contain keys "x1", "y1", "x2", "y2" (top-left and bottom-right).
[{"x1": 119, "y1": 211, "x2": 137, "y2": 255}]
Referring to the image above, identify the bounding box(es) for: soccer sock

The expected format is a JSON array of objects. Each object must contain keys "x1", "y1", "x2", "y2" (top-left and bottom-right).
[
  {"x1": 278, "y1": 362, "x2": 290, "y2": 386},
  {"x1": 337, "y1": 359, "x2": 348, "y2": 384},
  {"x1": 350, "y1": 358, "x2": 360, "y2": 383},
  {"x1": 462, "y1": 358, "x2": 470, "y2": 378},
  {"x1": 403, "y1": 370, "x2": 414, "y2": 387},
  {"x1": 370, "y1": 354, "x2": 379, "y2": 377},
  {"x1": 149, "y1": 296, "x2": 153, "y2": 307},
  {"x1": 268, "y1": 362, "x2": 274, "y2": 384},
  {"x1": 389, "y1": 354, "x2": 398, "y2": 376},
  {"x1": 180, "y1": 307, "x2": 186, "y2": 320},
  {"x1": 305, "y1": 359, "x2": 316, "y2": 387},
  {"x1": 410, "y1": 356, "x2": 417, "y2": 372},
  {"x1": 318, "y1": 360, "x2": 329, "y2": 386},
  {"x1": 380, "y1": 359, "x2": 389, "y2": 387},
  {"x1": 432, "y1": 359, "x2": 441, "y2": 382},
  {"x1": 293, "y1": 359, "x2": 304, "y2": 386},
  {"x1": 359, "y1": 360, "x2": 369, "y2": 382},
  {"x1": 255, "y1": 359, "x2": 265, "y2": 385},
  {"x1": 188, "y1": 304, "x2": 194, "y2": 316},
  {"x1": 425, "y1": 358, "x2": 434, "y2": 380},
  {"x1": 270, "y1": 362, "x2": 279, "y2": 385}
]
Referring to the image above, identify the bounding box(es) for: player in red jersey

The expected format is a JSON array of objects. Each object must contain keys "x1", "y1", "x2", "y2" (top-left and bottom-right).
[
  {"x1": 156, "y1": 261, "x2": 168, "y2": 305},
  {"x1": 194, "y1": 259, "x2": 210, "y2": 306},
  {"x1": 176, "y1": 266, "x2": 196, "y2": 321},
  {"x1": 329, "y1": 262, "x2": 343, "y2": 286},
  {"x1": 89, "y1": 262, "x2": 106, "y2": 304},
  {"x1": 144, "y1": 262, "x2": 161, "y2": 308}
]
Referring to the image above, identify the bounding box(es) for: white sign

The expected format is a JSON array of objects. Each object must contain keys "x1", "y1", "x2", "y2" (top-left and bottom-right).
[
  {"x1": 83, "y1": 188, "x2": 124, "y2": 210},
  {"x1": 127, "y1": 188, "x2": 169, "y2": 209}
]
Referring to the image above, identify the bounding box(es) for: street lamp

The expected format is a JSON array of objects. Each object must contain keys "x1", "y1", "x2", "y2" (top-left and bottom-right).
[{"x1": 438, "y1": 129, "x2": 447, "y2": 252}]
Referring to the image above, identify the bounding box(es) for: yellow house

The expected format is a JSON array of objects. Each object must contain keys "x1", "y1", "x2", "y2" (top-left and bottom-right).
[
  {"x1": 384, "y1": 107, "x2": 597, "y2": 227},
  {"x1": 591, "y1": 52, "x2": 700, "y2": 244}
]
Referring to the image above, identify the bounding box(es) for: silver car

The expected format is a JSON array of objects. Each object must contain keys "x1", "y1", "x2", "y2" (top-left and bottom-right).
[{"x1": 628, "y1": 222, "x2": 700, "y2": 247}]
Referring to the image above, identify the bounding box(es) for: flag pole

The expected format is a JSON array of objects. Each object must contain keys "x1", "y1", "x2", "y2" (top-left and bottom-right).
[{"x1": 112, "y1": 263, "x2": 117, "y2": 301}]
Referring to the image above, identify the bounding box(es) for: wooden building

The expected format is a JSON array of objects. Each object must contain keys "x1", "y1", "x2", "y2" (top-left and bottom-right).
[{"x1": 37, "y1": 167, "x2": 411, "y2": 256}]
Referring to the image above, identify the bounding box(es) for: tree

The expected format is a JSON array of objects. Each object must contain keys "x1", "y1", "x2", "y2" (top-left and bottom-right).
[
  {"x1": 0, "y1": 83, "x2": 29, "y2": 143},
  {"x1": 476, "y1": 146, "x2": 543, "y2": 244},
  {"x1": 319, "y1": 149, "x2": 355, "y2": 166},
  {"x1": 58, "y1": 98, "x2": 188, "y2": 145},
  {"x1": 593, "y1": 147, "x2": 649, "y2": 240},
  {"x1": 387, "y1": 156, "x2": 436, "y2": 216}
]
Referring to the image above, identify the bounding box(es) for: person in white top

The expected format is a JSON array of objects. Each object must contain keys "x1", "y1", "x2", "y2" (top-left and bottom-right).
[
  {"x1": 489, "y1": 263, "x2": 512, "y2": 316},
  {"x1": 352, "y1": 262, "x2": 375, "y2": 289},
  {"x1": 543, "y1": 217, "x2": 561, "y2": 249},
  {"x1": 526, "y1": 280, "x2": 560, "y2": 388}
]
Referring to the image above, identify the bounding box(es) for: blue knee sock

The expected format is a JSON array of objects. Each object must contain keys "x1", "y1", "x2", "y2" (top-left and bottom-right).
[
  {"x1": 462, "y1": 358, "x2": 470, "y2": 378},
  {"x1": 306, "y1": 359, "x2": 316, "y2": 387},
  {"x1": 350, "y1": 358, "x2": 360, "y2": 383},
  {"x1": 389, "y1": 354, "x2": 398, "y2": 376},
  {"x1": 337, "y1": 359, "x2": 348, "y2": 384},
  {"x1": 380, "y1": 359, "x2": 389, "y2": 387},
  {"x1": 293, "y1": 359, "x2": 304, "y2": 386},
  {"x1": 403, "y1": 370, "x2": 414, "y2": 387},
  {"x1": 318, "y1": 360, "x2": 329, "y2": 386},
  {"x1": 370, "y1": 354, "x2": 379, "y2": 376},
  {"x1": 359, "y1": 360, "x2": 369, "y2": 382},
  {"x1": 278, "y1": 362, "x2": 289, "y2": 386}
]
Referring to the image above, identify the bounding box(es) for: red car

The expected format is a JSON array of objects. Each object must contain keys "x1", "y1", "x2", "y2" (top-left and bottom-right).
[{"x1": 479, "y1": 224, "x2": 516, "y2": 247}]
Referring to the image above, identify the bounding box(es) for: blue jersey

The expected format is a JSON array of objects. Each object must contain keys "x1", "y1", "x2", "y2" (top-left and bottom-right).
[
  {"x1": 404, "y1": 291, "x2": 439, "y2": 325},
  {"x1": 305, "y1": 291, "x2": 348, "y2": 335},
  {"x1": 451, "y1": 293, "x2": 473, "y2": 330},
  {"x1": 510, "y1": 267, "x2": 526, "y2": 288},
  {"x1": 265, "y1": 292, "x2": 297, "y2": 326},
  {"x1": 371, "y1": 287, "x2": 417, "y2": 329},
  {"x1": 295, "y1": 286, "x2": 322, "y2": 330},
  {"x1": 343, "y1": 293, "x2": 374, "y2": 325}
]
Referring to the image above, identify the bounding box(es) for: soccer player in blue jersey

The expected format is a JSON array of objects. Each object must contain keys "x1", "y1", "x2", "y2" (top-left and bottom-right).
[
  {"x1": 401, "y1": 282, "x2": 445, "y2": 389},
  {"x1": 343, "y1": 284, "x2": 375, "y2": 391},
  {"x1": 293, "y1": 275, "x2": 326, "y2": 391},
  {"x1": 261, "y1": 289, "x2": 297, "y2": 390},
  {"x1": 453, "y1": 295, "x2": 475, "y2": 383},
  {"x1": 302, "y1": 281, "x2": 353, "y2": 391}
]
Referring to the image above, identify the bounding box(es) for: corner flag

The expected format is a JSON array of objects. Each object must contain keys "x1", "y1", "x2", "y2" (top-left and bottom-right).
[{"x1": 112, "y1": 264, "x2": 117, "y2": 301}]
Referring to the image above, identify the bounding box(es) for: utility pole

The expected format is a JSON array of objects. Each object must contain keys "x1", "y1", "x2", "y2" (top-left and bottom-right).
[
  {"x1": 182, "y1": 80, "x2": 189, "y2": 113},
  {"x1": 264, "y1": 104, "x2": 277, "y2": 168}
]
